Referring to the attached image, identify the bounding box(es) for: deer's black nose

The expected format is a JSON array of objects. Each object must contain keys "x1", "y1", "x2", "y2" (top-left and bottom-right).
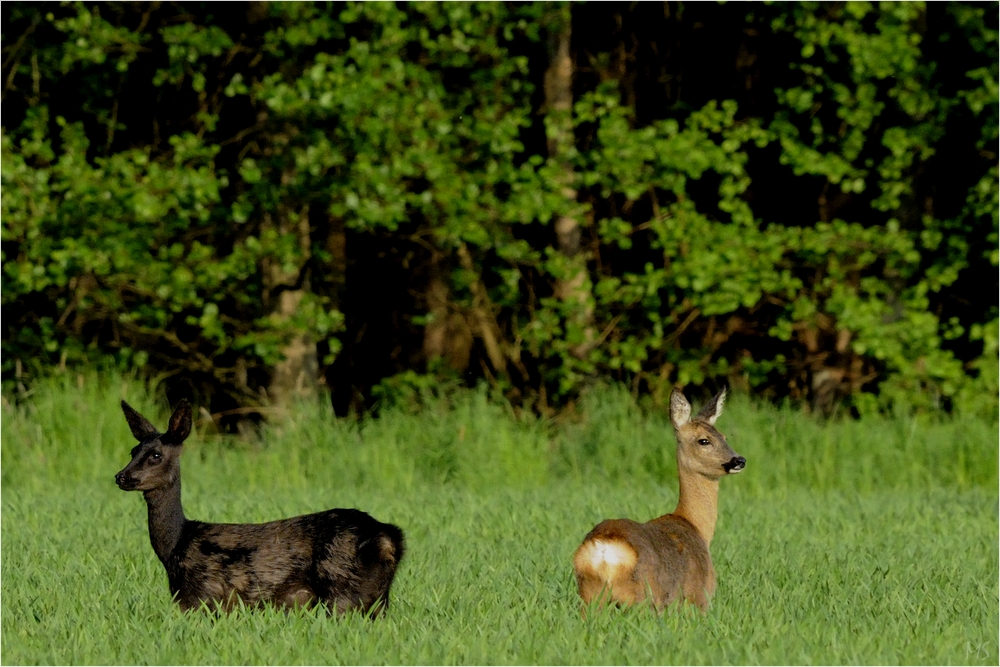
[
  {"x1": 115, "y1": 473, "x2": 131, "y2": 488},
  {"x1": 723, "y1": 456, "x2": 746, "y2": 473}
]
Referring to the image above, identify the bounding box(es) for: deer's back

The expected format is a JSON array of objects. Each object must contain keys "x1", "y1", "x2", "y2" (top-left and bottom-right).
[
  {"x1": 168, "y1": 508, "x2": 403, "y2": 612},
  {"x1": 574, "y1": 514, "x2": 715, "y2": 610},
  {"x1": 642, "y1": 514, "x2": 715, "y2": 608}
]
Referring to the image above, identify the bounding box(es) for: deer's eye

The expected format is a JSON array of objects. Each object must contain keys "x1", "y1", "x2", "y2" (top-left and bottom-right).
[
  {"x1": 698, "y1": 438, "x2": 711, "y2": 446},
  {"x1": 149, "y1": 452, "x2": 162, "y2": 462}
]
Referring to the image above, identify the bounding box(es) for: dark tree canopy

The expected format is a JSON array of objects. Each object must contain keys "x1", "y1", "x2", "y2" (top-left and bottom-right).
[{"x1": 2, "y1": 1, "x2": 997, "y2": 418}]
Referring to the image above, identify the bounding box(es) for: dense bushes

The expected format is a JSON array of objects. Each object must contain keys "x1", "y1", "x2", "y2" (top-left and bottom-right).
[{"x1": 2, "y1": 2, "x2": 996, "y2": 417}]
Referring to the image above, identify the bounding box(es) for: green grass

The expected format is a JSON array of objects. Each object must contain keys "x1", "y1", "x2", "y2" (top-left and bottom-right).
[{"x1": 2, "y1": 372, "x2": 997, "y2": 664}]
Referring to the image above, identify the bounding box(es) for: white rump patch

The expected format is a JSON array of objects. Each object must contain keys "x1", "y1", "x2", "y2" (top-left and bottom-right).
[
  {"x1": 580, "y1": 538, "x2": 638, "y2": 584},
  {"x1": 591, "y1": 540, "x2": 628, "y2": 566}
]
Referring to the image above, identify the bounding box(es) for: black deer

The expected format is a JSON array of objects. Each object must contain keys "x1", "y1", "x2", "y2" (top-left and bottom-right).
[{"x1": 114, "y1": 399, "x2": 405, "y2": 614}]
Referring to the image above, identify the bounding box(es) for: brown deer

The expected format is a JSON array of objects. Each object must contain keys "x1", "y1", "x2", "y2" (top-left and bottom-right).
[
  {"x1": 572, "y1": 387, "x2": 745, "y2": 612},
  {"x1": 114, "y1": 399, "x2": 405, "y2": 615}
]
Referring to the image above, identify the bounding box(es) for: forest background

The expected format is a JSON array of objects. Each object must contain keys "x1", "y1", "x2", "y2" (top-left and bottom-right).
[
  {"x1": 3, "y1": 1, "x2": 998, "y2": 421},
  {"x1": 2, "y1": 5, "x2": 998, "y2": 663}
]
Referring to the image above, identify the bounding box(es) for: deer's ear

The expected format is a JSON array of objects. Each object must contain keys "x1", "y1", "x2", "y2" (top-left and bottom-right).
[
  {"x1": 696, "y1": 387, "x2": 727, "y2": 425},
  {"x1": 121, "y1": 400, "x2": 160, "y2": 442},
  {"x1": 162, "y1": 399, "x2": 192, "y2": 445},
  {"x1": 669, "y1": 388, "x2": 691, "y2": 429}
]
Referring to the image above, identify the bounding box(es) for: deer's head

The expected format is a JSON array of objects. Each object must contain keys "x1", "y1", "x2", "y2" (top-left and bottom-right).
[
  {"x1": 669, "y1": 388, "x2": 745, "y2": 480},
  {"x1": 115, "y1": 400, "x2": 192, "y2": 492}
]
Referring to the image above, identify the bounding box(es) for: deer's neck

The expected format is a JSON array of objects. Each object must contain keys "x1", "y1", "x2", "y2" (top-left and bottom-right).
[
  {"x1": 143, "y1": 480, "x2": 187, "y2": 564},
  {"x1": 672, "y1": 468, "x2": 720, "y2": 546}
]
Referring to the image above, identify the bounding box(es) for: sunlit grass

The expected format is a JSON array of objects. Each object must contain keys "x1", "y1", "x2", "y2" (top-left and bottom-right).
[{"x1": 1, "y1": 372, "x2": 997, "y2": 664}]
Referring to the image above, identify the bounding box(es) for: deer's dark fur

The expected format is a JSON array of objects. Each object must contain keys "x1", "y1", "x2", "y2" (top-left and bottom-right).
[{"x1": 115, "y1": 399, "x2": 405, "y2": 615}]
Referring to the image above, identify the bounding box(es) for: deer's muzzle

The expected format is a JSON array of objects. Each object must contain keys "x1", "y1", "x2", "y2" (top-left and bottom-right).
[
  {"x1": 723, "y1": 456, "x2": 746, "y2": 473},
  {"x1": 115, "y1": 472, "x2": 138, "y2": 490}
]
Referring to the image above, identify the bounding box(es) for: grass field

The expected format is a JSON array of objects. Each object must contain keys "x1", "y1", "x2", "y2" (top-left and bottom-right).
[{"x1": 2, "y1": 373, "x2": 997, "y2": 664}]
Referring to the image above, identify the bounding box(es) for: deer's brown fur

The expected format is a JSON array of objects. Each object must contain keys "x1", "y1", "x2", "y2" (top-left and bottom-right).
[{"x1": 573, "y1": 388, "x2": 745, "y2": 612}]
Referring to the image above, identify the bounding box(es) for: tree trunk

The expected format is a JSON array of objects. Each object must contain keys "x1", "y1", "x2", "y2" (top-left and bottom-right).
[
  {"x1": 423, "y1": 251, "x2": 474, "y2": 373},
  {"x1": 269, "y1": 288, "x2": 319, "y2": 403},
  {"x1": 545, "y1": 3, "x2": 595, "y2": 359},
  {"x1": 322, "y1": 213, "x2": 360, "y2": 416},
  {"x1": 266, "y1": 199, "x2": 319, "y2": 405},
  {"x1": 456, "y1": 243, "x2": 508, "y2": 378}
]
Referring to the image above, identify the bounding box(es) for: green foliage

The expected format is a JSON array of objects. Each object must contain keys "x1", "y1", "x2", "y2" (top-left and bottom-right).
[
  {"x1": 1, "y1": 376, "x2": 997, "y2": 664},
  {"x1": 2, "y1": 2, "x2": 996, "y2": 415},
  {"x1": 758, "y1": 1, "x2": 998, "y2": 413}
]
